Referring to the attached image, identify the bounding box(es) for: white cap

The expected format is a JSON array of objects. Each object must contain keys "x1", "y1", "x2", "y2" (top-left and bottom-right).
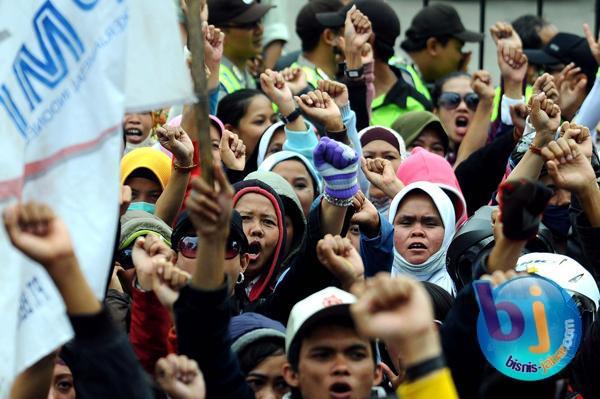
[
  {"x1": 285, "y1": 287, "x2": 357, "y2": 353},
  {"x1": 516, "y1": 252, "x2": 600, "y2": 311}
]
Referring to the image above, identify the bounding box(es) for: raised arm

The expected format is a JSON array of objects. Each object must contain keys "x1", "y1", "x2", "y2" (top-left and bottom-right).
[
  {"x1": 454, "y1": 70, "x2": 495, "y2": 168},
  {"x1": 154, "y1": 125, "x2": 195, "y2": 225},
  {"x1": 3, "y1": 203, "x2": 152, "y2": 399}
]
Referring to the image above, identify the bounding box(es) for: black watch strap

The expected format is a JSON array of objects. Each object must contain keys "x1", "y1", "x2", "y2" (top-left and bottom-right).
[
  {"x1": 280, "y1": 108, "x2": 302, "y2": 124},
  {"x1": 345, "y1": 67, "x2": 364, "y2": 79},
  {"x1": 405, "y1": 355, "x2": 446, "y2": 382}
]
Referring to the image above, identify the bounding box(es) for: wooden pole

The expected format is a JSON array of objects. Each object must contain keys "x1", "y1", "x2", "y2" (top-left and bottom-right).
[{"x1": 186, "y1": 0, "x2": 214, "y2": 186}]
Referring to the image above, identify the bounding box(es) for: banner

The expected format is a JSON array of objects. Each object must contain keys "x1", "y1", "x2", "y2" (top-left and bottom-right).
[{"x1": 0, "y1": 0, "x2": 193, "y2": 395}]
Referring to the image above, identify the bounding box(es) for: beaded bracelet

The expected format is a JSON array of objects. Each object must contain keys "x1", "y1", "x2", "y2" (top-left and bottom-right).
[
  {"x1": 323, "y1": 192, "x2": 354, "y2": 207},
  {"x1": 174, "y1": 162, "x2": 197, "y2": 172}
]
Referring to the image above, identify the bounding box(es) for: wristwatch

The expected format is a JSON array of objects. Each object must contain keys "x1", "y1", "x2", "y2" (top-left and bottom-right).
[
  {"x1": 345, "y1": 67, "x2": 363, "y2": 79},
  {"x1": 279, "y1": 107, "x2": 302, "y2": 124}
]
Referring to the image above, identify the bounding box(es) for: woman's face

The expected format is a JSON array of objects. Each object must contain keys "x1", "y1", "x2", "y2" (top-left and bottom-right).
[
  {"x1": 125, "y1": 176, "x2": 162, "y2": 204},
  {"x1": 235, "y1": 193, "x2": 280, "y2": 280},
  {"x1": 408, "y1": 128, "x2": 446, "y2": 157},
  {"x1": 210, "y1": 124, "x2": 221, "y2": 164},
  {"x1": 47, "y1": 363, "x2": 75, "y2": 399},
  {"x1": 265, "y1": 128, "x2": 285, "y2": 158},
  {"x1": 346, "y1": 224, "x2": 361, "y2": 252},
  {"x1": 362, "y1": 140, "x2": 402, "y2": 170},
  {"x1": 123, "y1": 112, "x2": 154, "y2": 144},
  {"x1": 236, "y1": 95, "x2": 276, "y2": 156},
  {"x1": 393, "y1": 192, "x2": 445, "y2": 265},
  {"x1": 362, "y1": 139, "x2": 401, "y2": 199},
  {"x1": 434, "y1": 76, "x2": 475, "y2": 146},
  {"x1": 272, "y1": 160, "x2": 315, "y2": 217},
  {"x1": 246, "y1": 353, "x2": 290, "y2": 399}
]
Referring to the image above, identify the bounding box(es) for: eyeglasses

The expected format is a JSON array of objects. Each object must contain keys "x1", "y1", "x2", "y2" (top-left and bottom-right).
[
  {"x1": 437, "y1": 92, "x2": 479, "y2": 112},
  {"x1": 177, "y1": 235, "x2": 242, "y2": 260}
]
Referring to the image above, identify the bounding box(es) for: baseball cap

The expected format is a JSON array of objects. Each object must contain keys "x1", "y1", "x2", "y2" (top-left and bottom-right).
[
  {"x1": 392, "y1": 111, "x2": 449, "y2": 152},
  {"x1": 208, "y1": 0, "x2": 273, "y2": 26},
  {"x1": 403, "y1": 4, "x2": 483, "y2": 45},
  {"x1": 285, "y1": 287, "x2": 356, "y2": 353},
  {"x1": 296, "y1": 0, "x2": 344, "y2": 42},
  {"x1": 316, "y1": 0, "x2": 400, "y2": 61},
  {"x1": 121, "y1": 147, "x2": 172, "y2": 189},
  {"x1": 524, "y1": 33, "x2": 598, "y2": 87}
]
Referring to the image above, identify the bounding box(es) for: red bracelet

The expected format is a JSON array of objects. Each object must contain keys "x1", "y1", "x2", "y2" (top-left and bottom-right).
[{"x1": 528, "y1": 143, "x2": 543, "y2": 156}]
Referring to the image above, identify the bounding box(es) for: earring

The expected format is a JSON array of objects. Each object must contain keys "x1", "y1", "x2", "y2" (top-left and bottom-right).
[{"x1": 237, "y1": 272, "x2": 245, "y2": 284}]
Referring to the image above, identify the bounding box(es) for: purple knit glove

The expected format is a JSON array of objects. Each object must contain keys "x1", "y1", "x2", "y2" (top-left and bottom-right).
[{"x1": 313, "y1": 136, "x2": 359, "y2": 200}]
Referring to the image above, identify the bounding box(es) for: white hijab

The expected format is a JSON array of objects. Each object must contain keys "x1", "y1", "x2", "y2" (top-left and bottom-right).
[{"x1": 388, "y1": 181, "x2": 456, "y2": 294}]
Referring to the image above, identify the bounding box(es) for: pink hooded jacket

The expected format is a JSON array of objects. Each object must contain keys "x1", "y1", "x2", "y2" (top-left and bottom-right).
[{"x1": 396, "y1": 147, "x2": 468, "y2": 227}]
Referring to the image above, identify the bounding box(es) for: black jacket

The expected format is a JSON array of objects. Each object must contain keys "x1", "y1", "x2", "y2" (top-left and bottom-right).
[
  {"x1": 455, "y1": 126, "x2": 516, "y2": 216},
  {"x1": 61, "y1": 309, "x2": 153, "y2": 399},
  {"x1": 175, "y1": 283, "x2": 255, "y2": 399}
]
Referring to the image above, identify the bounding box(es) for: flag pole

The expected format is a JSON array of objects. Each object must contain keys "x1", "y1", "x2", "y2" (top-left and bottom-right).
[{"x1": 186, "y1": 0, "x2": 214, "y2": 186}]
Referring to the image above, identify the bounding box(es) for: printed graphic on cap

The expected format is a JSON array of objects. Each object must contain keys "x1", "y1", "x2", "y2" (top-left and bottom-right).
[{"x1": 474, "y1": 275, "x2": 582, "y2": 381}]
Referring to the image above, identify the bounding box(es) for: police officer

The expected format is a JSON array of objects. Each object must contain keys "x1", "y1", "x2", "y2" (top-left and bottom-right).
[
  {"x1": 398, "y1": 4, "x2": 483, "y2": 100},
  {"x1": 208, "y1": 0, "x2": 273, "y2": 99}
]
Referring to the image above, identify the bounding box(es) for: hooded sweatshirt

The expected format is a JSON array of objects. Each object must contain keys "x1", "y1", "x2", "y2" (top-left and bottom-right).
[
  {"x1": 233, "y1": 179, "x2": 287, "y2": 303},
  {"x1": 388, "y1": 182, "x2": 456, "y2": 294},
  {"x1": 245, "y1": 171, "x2": 307, "y2": 275},
  {"x1": 258, "y1": 151, "x2": 323, "y2": 196},
  {"x1": 397, "y1": 147, "x2": 467, "y2": 227}
]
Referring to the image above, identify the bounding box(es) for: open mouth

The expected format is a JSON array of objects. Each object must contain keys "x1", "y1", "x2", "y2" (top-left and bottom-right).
[
  {"x1": 455, "y1": 116, "x2": 469, "y2": 128},
  {"x1": 124, "y1": 128, "x2": 143, "y2": 137},
  {"x1": 329, "y1": 382, "x2": 352, "y2": 399},
  {"x1": 248, "y1": 241, "x2": 262, "y2": 261},
  {"x1": 408, "y1": 242, "x2": 427, "y2": 250}
]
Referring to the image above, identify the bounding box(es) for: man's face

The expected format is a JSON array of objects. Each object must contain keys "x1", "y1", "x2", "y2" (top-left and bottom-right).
[
  {"x1": 284, "y1": 325, "x2": 382, "y2": 399},
  {"x1": 433, "y1": 38, "x2": 465, "y2": 81},
  {"x1": 223, "y1": 20, "x2": 264, "y2": 61}
]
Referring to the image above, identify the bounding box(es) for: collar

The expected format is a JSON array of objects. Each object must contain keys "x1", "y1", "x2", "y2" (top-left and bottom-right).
[
  {"x1": 297, "y1": 54, "x2": 331, "y2": 81},
  {"x1": 372, "y1": 66, "x2": 433, "y2": 110}
]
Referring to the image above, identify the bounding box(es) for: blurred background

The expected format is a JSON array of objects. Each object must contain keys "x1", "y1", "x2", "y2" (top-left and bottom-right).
[{"x1": 278, "y1": 0, "x2": 599, "y2": 82}]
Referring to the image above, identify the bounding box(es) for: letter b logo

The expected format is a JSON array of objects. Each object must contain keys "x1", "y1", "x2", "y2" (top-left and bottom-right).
[{"x1": 475, "y1": 282, "x2": 525, "y2": 341}]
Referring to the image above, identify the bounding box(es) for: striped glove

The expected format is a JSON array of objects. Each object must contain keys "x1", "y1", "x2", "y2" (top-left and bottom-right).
[{"x1": 313, "y1": 136, "x2": 359, "y2": 201}]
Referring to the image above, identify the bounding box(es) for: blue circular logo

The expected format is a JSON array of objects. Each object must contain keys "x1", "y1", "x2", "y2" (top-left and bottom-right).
[{"x1": 474, "y1": 275, "x2": 582, "y2": 381}]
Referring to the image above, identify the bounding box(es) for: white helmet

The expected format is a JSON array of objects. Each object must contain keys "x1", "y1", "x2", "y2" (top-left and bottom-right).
[{"x1": 516, "y1": 253, "x2": 600, "y2": 314}]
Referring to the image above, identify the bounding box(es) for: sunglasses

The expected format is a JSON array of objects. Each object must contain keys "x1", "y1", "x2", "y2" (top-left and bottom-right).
[
  {"x1": 177, "y1": 236, "x2": 242, "y2": 260},
  {"x1": 438, "y1": 92, "x2": 479, "y2": 111}
]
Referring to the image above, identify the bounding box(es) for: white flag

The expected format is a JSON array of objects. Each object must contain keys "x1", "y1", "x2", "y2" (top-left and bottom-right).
[{"x1": 0, "y1": 0, "x2": 193, "y2": 395}]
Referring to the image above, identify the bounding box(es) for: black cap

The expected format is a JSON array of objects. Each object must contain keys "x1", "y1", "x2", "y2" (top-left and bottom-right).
[
  {"x1": 403, "y1": 4, "x2": 483, "y2": 44},
  {"x1": 296, "y1": 0, "x2": 344, "y2": 40},
  {"x1": 208, "y1": 0, "x2": 273, "y2": 26},
  {"x1": 525, "y1": 32, "x2": 597, "y2": 67},
  {"x1": 525, "y1": 33, "x2": 598, "y2": 90},
  {"x1": 317, "y1": 0, "x2": 400, "y2": 61}
]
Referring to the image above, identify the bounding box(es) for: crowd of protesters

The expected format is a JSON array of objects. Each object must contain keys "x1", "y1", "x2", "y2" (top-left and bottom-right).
[{"x1": 6, "y1": 0, "x2": 600, "y2": 398}]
